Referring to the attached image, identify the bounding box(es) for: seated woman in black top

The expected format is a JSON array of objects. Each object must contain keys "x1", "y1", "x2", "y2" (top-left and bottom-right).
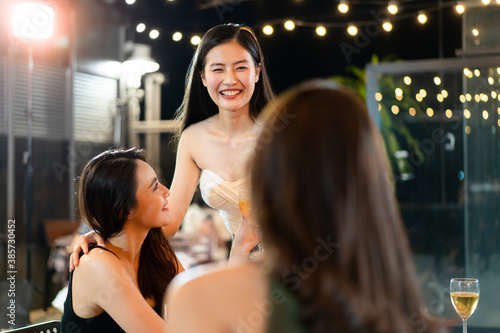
[{"x1": 61, "y1": 147, "x2": 183, "y2": 332}]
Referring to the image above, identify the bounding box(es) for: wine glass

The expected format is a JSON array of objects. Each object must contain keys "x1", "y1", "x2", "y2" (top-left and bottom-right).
[
  {"x1": 238, "y1": 189, "x2": 264, "y2": 252},
  {"x1": 450, "y1": 278, "x2": 479, "y2": 333}
]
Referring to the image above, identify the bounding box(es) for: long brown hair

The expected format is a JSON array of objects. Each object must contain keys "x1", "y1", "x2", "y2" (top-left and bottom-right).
[
  {"x1": 174, "y1": 23, "x2": 274, "y2": 141},
  {"x1": 78, "y1": 147, "x2": 179, "y2": 304},
  {"x1": 251, "y1": 81, "x2": 441, "y2": 332}
]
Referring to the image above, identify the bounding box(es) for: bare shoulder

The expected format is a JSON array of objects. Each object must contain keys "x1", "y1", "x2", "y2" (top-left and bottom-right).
[
  {"x1": 182, "y1": 115, "x2": 217, "y2": 140},
  {"x1": 169, "y1": 261, "x2": 265, "y2": 297},
  {"x1": 75, "y1": 248, "x2": 124, "y2": 284}
]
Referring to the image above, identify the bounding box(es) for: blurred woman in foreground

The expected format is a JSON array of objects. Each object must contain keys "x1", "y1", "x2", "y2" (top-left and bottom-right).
[{"x1": 166, "y1": 80, "x2": 442, "y2": 333}]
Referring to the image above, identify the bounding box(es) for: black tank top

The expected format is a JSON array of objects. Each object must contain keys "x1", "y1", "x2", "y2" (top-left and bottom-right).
[{"x1": 61, "y1": 246, "x2": 162, "y2": 332}]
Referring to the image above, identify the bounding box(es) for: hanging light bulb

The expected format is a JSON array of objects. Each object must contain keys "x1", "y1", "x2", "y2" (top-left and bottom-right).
[
  {"x1": 149, "y1": 29, "x2": 160, "y2": 39},
  {"x1": 418, "y1": 12, "x2": 428, "y2": 24},
  {"x1": 456, "y1": 2, "x2": 465, "y2": 14},
  {"x1": 347, "y1": 24, "x2": 358, "y2": 36},
  {"x1": 388, "y1": 1, "x2": 399, "y2": 15},
  {"x1": 191, "y1": 35, "x2": 201, "y2": 45},
  {"x1": 172, "y1": 32, "x2": 182, "y2": 41},
  {"x1": 136, "y1": 23, "x2": 146, "y2": 33},
  {"x1": 316, "y1": 26, "x2": 327, "y2": 36},
  {"x1": 284, "y1": 20, "x2": 295, "y2": 31},
  {"x1": 263, "y1": 25, "x2": 274, "y2": 35},
  {"x1": 338, "y1": 0, "x2": 349, "y2": 13},
  {"x1": 472, "y1": 28, "x2": 479, "y2": 36},
  {"x1": 482, "y1": 0, "x2": 490, "y2": 4},
  {"x1": 383, "y1": 21, "x2": 393, "y2": 32}
]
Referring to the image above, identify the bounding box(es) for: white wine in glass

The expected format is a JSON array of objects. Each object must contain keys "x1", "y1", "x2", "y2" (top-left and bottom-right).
[{"x1": 450, "y1": 278, "x2": 479, "y2": 333}]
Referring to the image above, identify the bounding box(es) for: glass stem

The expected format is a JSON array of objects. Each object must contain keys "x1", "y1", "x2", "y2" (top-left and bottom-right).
[{"x1": 463, "y1": 319, "x2": 467, "y2": 333}]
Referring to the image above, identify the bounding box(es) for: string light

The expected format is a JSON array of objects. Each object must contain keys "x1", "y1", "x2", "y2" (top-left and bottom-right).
[
  {"x1": 338, "y1": 0, "x2": 349, "y2": 14},
  {"x1": 404, "y1": 76, "x2": 411, "y2": 85},
  {"x1": 263, "y1": 25, "x2": 274, "y2": 35},
  {"x1": 149, "y1": 29, "x2": 159, "y2": 39},
  {"x1": 488, "y1": 77, "x2": 494, "y2": 85},
  {"x1": 284, "y1": 20, "x2": 295, "y2": 31},
  {"x1": 409, "y1": 107, "x2": 416, "y2": 116},
  {"x1": 347, "y1": 24, "x2": 358, "y2": 36},
  {"x1": 316, "y1": 26, "x2": 327, "y2": 36},
  {"x1": 392, "y1": 105, "x2": 399, "y2": 114},
  {"x1": 388, "y1": 1, "x2": 399, "y2": 15},
  {"x1": 474, "y1": 69, "x2": 480, "y2": 76},
  {"x1": 383, "y1": 21, "x2": 393, "y2": 32},
  {"x1": 442, "y1": 90, "x2": 448, "y2": 98},
  {"x1": 434, "y1": 76, "x2": 441, "y2": 85},
  {"x1": 464, "y1": 109, "x2": 471, "y2": 119},
  {"x1": 191, "y1": 35, "x2": 201, "y2": 45},
  {"x1": 446, "y1": 109, "x2": 453, "y2": 118},
  {"x1": 418, "y1": 12, "x2": 428, "y2": 24},
  {"x1": 172, "y1": 32, "x2": 182, "y2": 41},
  {"x1": 375, "y1": 92, "x2": 383, "y2": 101},
  {"x1": 427, "y1": 108, "x2": 434, "y2": 117},
  {"x1": 136, "y1": 23, "x2": 146, "y2": 33},
  {"x1": 465, "y1": 126, "x2": 471, "y2": 134},
  {"x1": 483, "y1": 110, "x2": 489, "y2": 120},
  {"x1": 460, "y1": 95, "x2": 466, "y2": 103},
  {"x1": 419, "y1": 89, "x2": 427, "y2": 98},
  {"x1": 456, "y1": 2, "x2": 465, "y2": 14},
  {"x1": 472, "y1": 29, "x2": 479, "y2": 36}
]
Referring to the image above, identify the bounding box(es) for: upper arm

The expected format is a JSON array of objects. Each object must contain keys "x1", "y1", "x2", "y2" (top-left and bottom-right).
[
  {"x1": 74, "y1": 252, "x2": 167, "y2": 333},
  {"x1": 163, "y1": 129, "x2": 202, "y2": 238}
]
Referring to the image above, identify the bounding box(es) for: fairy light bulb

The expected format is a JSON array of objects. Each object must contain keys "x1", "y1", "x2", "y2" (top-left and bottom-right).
[
  {"x1": 347, "y1": 25, "x2": 358, "y2": 36},
  {"x1": 388, "y1": 1, "x2": 398, "y2": 14},
  {"x1": 383, "y1": 21, "x2": 393, "y2": 32},
  {"x1": 338, "y1": 0, "x2": 349, "y2": 13},
  {"x1": 316, "y1": 26, "x2": 327, "y2": 36},
  {"x1": 263, "y1": 25, "x2": 274, "y2": 35},
  {"x1": 456, "y1": 3, "x2": 465, "y2": 14},
  {"x1": 418, "y1": 12, "x2": 428, "y2": 24},
  {"x1": 284, "y1": 20, "x2": 295, "y2": 31}
]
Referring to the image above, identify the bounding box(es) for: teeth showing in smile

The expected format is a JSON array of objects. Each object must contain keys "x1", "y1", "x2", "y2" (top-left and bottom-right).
[{"x1": 220, "y1": 90, "x2": 241, "y2": 96}]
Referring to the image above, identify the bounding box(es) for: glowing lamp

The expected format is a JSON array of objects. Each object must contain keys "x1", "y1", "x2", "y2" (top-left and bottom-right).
[
  {"x1": 13, "y1": 3, "x2": 55, "y2": 40},
  {"x1": 123, "y1": 44, "x2": 160, "y2": 76}
]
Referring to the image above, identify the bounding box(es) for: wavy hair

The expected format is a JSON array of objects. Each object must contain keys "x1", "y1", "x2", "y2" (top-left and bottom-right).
[
  {"x1": 251, "y1": 80, "x2": 441, "y2": 332},
  {"x1": 78, "y1": 147, "x2": 179, "y2": 304},
  {"x1": 174, "y1": 23, "x2": 274, "y2": 142}
]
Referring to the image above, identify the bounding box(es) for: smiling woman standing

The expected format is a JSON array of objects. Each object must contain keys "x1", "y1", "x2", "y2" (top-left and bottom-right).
[
  {"x1": 165, "y1": 23, "x2": 275, "y2": 261},
  {"x1": 70, "y1": 24, "x2": 274, "y2": 268}
]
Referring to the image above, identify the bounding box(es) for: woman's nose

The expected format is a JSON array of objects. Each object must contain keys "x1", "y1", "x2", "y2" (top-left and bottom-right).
[
  {"x1": 223, "y1": 69, "x2": 237, "y2": 84},
  {"x1": 162, "y1": 184, "x2": 170, "y2": 198}
]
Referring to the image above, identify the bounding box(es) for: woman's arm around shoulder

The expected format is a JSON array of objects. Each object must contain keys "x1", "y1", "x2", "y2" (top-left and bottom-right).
[
  {"x1": 73, "y1": 249, "x2": 168, "y2": 333},
  {"x1": 165, "y1": 262, "x2": 268, "y2": 333}
]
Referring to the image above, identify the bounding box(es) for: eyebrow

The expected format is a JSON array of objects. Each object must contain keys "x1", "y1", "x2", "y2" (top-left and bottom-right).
[
  {"x1": 209, "y1": 60, "x2": 250, "y2": 67},
  {"x1": 148, "y1": 177, "x2": 158, "y2": 189}
]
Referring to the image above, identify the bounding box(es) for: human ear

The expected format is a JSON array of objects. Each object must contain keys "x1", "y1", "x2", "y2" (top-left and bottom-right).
[
  {"x1": 255, "y1": 63, "x2": 261, "y2": 83},
  {"x1": 201, "y1": 71, "x2": 207, "y2": 87}
]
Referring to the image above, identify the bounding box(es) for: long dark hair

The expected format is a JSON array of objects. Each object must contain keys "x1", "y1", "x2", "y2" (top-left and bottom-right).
[
  {"x1": 174, "y1": 23, "x2": 274, "y2": 140},
  {"x1": 251, "y1": 81, "x2": 441, "y2": 332},
  {"x1": 78, "y1": 147, "x2": 179, "y2": 304}
]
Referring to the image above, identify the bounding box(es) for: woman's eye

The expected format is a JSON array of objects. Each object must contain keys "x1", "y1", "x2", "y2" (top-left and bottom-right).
[
  {"x1": 237, "y1": 67, "x2": 248, "y2": 71},
  {"x1": 153, "y1": 183, "x2": 159, "y2": 191},
  {"x1": 213, "y1": 68, "x2": 223, "y2": 72}
]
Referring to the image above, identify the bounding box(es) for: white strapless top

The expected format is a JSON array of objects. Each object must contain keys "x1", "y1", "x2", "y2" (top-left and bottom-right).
[{"x1": 199, "y1": 169, "x2": 249, "y2": 236}]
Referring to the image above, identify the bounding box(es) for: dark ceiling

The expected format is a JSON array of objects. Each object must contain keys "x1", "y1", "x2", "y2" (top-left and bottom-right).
[{"x1": 115, "y1": 0, "x2": 463, "y2": 117}]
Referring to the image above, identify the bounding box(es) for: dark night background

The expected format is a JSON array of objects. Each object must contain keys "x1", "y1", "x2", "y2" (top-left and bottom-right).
[{"x1": 118, "y1": 0, "x2": 463, "y2": 119}]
